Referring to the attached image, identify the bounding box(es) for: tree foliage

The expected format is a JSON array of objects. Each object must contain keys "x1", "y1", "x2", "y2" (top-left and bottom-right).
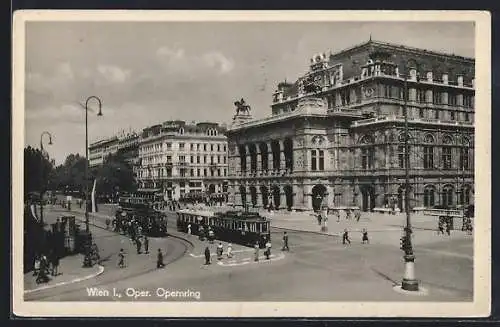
[
  {"x1": 24, "y1": 146, "x2": 55, "y2": 198},
  {"x1": 94, "y1": 150, "x2": 137, "y2": 196},
  {"x1": 47, "y1": 153, "x2": 88, "y2": 194}
]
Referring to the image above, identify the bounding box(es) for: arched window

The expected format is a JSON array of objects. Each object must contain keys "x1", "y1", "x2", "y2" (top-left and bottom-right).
[
  {"x1": 442, "y1": 134, "x2": 453, "y2": 170},
  {"x1": 179, "y1": 127, "x2": 184, "y2": 135},
  {"x1": 459, "y1": 185, "x2": 471, "y2": 205},
  {"x1": 423, "y1": 134, "x2": 435, "y2": 169},
  {"x1": 442, "y1": 185, "x2": 454, "y2": 207},
  {"x1": 423, "y1": 185, "x2": 435, "y2": 207}
]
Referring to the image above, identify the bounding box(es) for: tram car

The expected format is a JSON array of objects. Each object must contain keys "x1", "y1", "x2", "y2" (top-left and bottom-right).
[
  {"x1": 116, "y1": 195, "x2": 168, "y2": 237},
  {"x1": 176, "y1": 209, "x2": 271, "y2": 248}
]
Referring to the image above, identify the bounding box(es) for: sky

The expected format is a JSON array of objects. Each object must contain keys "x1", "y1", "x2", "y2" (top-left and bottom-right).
[{"x1": 24, "y1": 21, "x2": 475, "y2": 165}]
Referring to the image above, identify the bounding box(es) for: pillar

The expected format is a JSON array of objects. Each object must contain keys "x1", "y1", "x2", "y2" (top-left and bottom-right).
[
  {"x1": 280, "y1": 186, "x2": 287, "y2": 209},
  {"x1": 327, "y1": 185, "x2": 334, "y2": 209},
  {"x1": 306, "y1": 184, "x2": 313, "y2": 210},
  {"x1": 267, "y1": 141, "x2": 274, "y2": 174},
  {"x1": 245, "y1": 144, "x2": 251, "y2": 175},
  {"x1": 256, "y1": 145, "x2": 262, "y2": 175},
  {"x1": 280, "y1": 140, "x2": 286, "y2": 170}
]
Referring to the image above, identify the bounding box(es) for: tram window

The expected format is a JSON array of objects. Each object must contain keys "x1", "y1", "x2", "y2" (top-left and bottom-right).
[{"x1": 262, "y1": 223, "x2": 268, "y2": 232}]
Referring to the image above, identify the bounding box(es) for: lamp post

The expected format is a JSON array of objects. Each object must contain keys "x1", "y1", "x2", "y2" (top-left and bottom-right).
[
  {"x1": 401, "y1": 62, "x2": 419, "y2": 292},
  {"x1": 84, "y1": 96, "x2": 103, "y2": 234},
  {"x1": 39, "y1": 131, "x2": 53, "y2": 226}
]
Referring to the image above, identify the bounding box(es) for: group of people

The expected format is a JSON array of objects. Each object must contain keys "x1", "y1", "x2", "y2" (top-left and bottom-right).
[
  {"x1": 116, "y1": 245, "x2": 165, "y2": 269},
  {"x1": 33, "y1": 252, "x2": 60, "y2": 284}
]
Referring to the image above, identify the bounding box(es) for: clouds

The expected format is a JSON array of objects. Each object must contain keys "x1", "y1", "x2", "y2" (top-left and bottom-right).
[
  {"x1": 97, "y1": 64, "x2": 131, "y2": 85},
  {"x1": 156, "y1": 45, "x2": 235, "y2": 75}
]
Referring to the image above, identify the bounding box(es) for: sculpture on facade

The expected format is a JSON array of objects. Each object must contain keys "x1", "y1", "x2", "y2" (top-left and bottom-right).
[{"x1": 234, "y1": 98, "x2": 251, "y2": 116}]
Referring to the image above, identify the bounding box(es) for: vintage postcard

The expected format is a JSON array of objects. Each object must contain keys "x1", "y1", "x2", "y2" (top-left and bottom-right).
[{"x1": 12, "y1": 10, "x2": 491, "y2": 317}]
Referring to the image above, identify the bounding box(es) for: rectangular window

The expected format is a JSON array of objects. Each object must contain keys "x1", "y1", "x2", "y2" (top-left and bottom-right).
[
  {"x1": 190, "y1": 156, "x2": 194, "y2": 163},
  {"x1": 190, "y1": 144, "x2": 194, "y2": 151},
  {"x1": 211, "y1": 144, "x2": 214, "y2": 152},
  {"x1": 319, "y1": 150, "x2": 325, "y2": 170},
  {"x1": 166, "y1": 143, "x2": 172, "y2": 150},
  {"x1": 224, "y1": 169, "x2": 227, "y2": 176},
  {"x1": 463, "y1": 95, "x2": 474, "y2": 108},
  {"x1": 197, "y1": 169, "x2": 200, "y2": 176},
  {"x1": 419, "y1": 108, "x2": 424, "y2": 118},
  {"x1": 423, "y1": 146, "x2": 434, "y2": 169},
  {"x1": 204, "y1": 155, "x2": 207, "y2": 164},
  {"x1": 197, "y1": 156, "x2": 200, "y2": 164},
  {"x1": 190, "y1": 169, "x2": 194, "y2": 177},
  {"x1": 433, "y1": 91, "x2": 441, "y2": 104},
  {"x1": 311, "y1": 150, "x2": 317, "y2": 171},
  {"x1": 434, "y1": 109, "x2": 440, "y2": 120},
  {"x1": 204, "y1": 144, "x2": 207, "y2": 151},
  {"x1": 217, "y1": 155, "x2": 221, "y2": 164},
  {"x1": 217, "y1": 144, "x2": 220, "y2": 152},
  {"x1": 217, "y1": 169, "x2": 221, "y2": 176},
  {"x1": 442, "y1": 147, "x2": 452, "y2": 169},
  {"x1": 417, "y1": 89, "x2": 426, "y2": 103},
  {"x1": 179, "y1": 143, "x2": 185, "y2": 150},
  {"x1": 449, "y1": 94, "x2": 458, "y2": 106},
  {"x1": 197, "y1": 144, "x2": 200, "y2": 151},
  {"x1": 450, "y1": 111, "x2": 455, "y2": 120},
  {"x1": 223, "y1": 156, "x2": 227, "y2": 164},
  {"x1": 179, "y1": 155, "x2": 185, "y2": 162},
  {"x1": 204, "y1": 169, "x2": 207, "y2": 176},
  {"x1": 465, "y1": 112, "x2": 470, "y2": 121},
  {"x1": 223, "y1": 145, "x2": 227, "y2": 152}
]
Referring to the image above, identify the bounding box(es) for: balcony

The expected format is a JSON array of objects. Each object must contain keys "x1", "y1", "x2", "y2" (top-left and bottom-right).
[{"x1": 351, "y1": 115, "x2": 474, "y2": 128}]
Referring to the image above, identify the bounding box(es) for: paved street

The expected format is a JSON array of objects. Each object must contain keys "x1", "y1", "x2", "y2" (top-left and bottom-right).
[{"x1": 25, "y1": 201, "x2": 473, "y2": 302}]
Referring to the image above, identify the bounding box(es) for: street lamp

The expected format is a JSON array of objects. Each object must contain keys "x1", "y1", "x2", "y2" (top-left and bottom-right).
[
  {"x1": 84, "y1": 96, "x2": 103, "y2": 234},
  {"x1": 400, "y1": 61, "x2": 419, "y2": 292},
  {"x1": 39, "y1": 131, "x2": 53, "y2": 226}
]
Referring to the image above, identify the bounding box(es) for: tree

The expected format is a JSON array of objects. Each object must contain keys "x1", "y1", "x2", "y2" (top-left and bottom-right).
[
  {"x1": 47, "y1": 153, "x2": 89, "y2": 195},
  {"x1": 95, "y1": 150, "x2": 137, "y2": 199},
  {"x1": 24, "y1": 146, "x2": 54, "y2": 199}
]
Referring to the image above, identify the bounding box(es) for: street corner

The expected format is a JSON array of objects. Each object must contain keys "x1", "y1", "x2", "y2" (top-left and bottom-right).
[{"x1": 24, "y1": 264, "x2": 104, "y2": 295}]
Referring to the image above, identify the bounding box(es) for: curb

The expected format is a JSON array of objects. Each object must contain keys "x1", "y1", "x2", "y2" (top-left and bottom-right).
[{"x1": 24, "y1": 265, "x2": 104, "y2": 294}]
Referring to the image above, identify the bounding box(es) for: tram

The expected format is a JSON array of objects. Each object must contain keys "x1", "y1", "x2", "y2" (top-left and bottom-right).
[
  {"x1": 422, "y1": 204, "x2": 474, "y2": 231},
  {"x1": 176, "y1": 209, "x2": 271, "y2": 248},
  {"x1": 116, "y1": 195, "x2": 168, "y2": 237}
]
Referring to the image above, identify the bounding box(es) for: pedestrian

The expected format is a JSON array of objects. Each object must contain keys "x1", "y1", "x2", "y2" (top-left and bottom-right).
[
  {"x1": 254, "y1": 242, "x2": 260, "y2": 262},
  {"x1": 282, "y1": 232, "x2": 289, "y2": 251},
  {"x1": 227, "y1": 243, "x2": 233, "y2": 258},
  {"x1": 144, "y1": 236, "x2": 149, "y2": 254},
  {"x1": 204, "y1": 246, "x2": 211, "y2": 265},
  {"x1": 50, "y1": 252, "x2": 60, "y2": 276},
  {"x1": 105, "y1": 217, "x2": 111, "y2": 230},
  {"x1": 118, "y1": 248, "x2": 125, "y2": 268},
  {"x1": 217, "y1": 242, "x2": 224, "y2": 260},
  {"x1": 33, "y1": 255, "x2": 41, "y2": 276},
  {"x1": 187, "y1": 223, "x2": 192, "y2": 236},
  {"x1": 136, "y1": 237, "x2": 142, "y2": 254},
  {"x1": 342, "y1": 229, "x2": 351, "y2": 245},
  {"x1": 446, "y1": 221, "x2": 451, "y2": 236},
  {"x1": 355, "y1": 210, "x2": 361, "y2": 222},
  {"x1": 265, "y1": 239, "x2": 272, "y2": 260},
  {"x1": 208, "y1": 228, "x2": 214, "y2": 244},
  {"x1": 36, "y1": 255, "x2": 49, "y2": 284},
  {"x1": 157, "y1": 248, "x2": 165, "y2": 268},
  {"x1": 335, "y1": 210, "x2": 340, "y2": 222},
  {"x1": 362, "y1": 228, "x2": 369, "y2": 244},
  {"x1": 438, "y1": 221, "x2": 444, "y2": 235}
]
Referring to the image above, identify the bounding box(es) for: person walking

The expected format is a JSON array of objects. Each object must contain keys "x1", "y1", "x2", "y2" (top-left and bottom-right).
[
  {"x1": 282, "y1": 232, "x2": 289, "y2": 251},
  {"x1": 227, "y1": 243, "x2": 233, "y2": 258},
  {"x1": 187, "y1": 223, "x2": 192, "y2": 236},
  {"x1": 446, "y1": 221, "x2": 451, "y2": 236},
  {"x1": 254, "y1": 242, "x2": 260, "y2": 262},
  {"x1": 204, "y1": 246, "x2": 211, "y2": 265},
  {"x1": 144, "y1": 236, "x2": 149, "y2": 254},
  {"x1": 361, "y1": 228, "x2": 369, "y2": 244},
  {"x1": 118, "y1": 248, "x2": 125, "y2": 268},
  {"x1": 342, "y1": 229, "x2": 351, "y2": 245},
  {"x1": 265, "y1": 239, "x2": 272, "y2": 260},
  {"x1": 136, "y1": 236, "x2": 142, "y2": 254},
  {"x1": 217, "y1": 242, "x2": 224, "y2": 261},
  {"x1": 50, "y1": 251, "x2": 60, "y2": 276},
  {"x1": 157, "y1": 248, "x2": 165, "y2": 268}
]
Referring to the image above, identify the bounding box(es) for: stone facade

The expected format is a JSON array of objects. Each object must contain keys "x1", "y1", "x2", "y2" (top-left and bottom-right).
[
  {"x1": 226, "y1": 40, "x2": 474, "y2": 212},
  {"x1": 137, "y1": 121, "x2": 229, "y2": 201}
]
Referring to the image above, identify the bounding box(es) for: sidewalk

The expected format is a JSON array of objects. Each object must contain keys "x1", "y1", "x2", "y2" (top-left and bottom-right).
[{"x1": 24, "y1": 254, "x2": 104, "y2": 294}]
